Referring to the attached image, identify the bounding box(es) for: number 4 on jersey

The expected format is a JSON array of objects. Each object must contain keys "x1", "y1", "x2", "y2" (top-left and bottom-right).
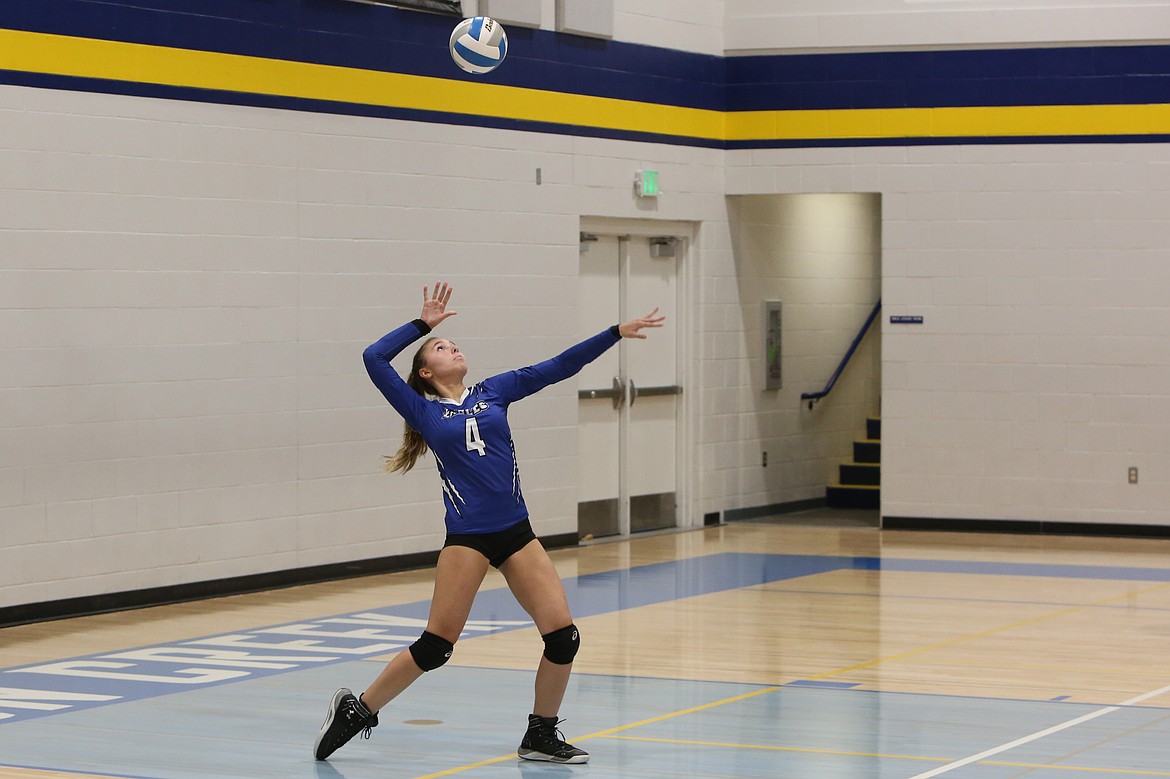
[{"x1": 465, "y1": 417, "x2": 487, "y2": 456}]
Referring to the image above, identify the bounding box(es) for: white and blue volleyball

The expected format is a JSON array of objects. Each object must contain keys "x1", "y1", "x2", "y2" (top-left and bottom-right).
[{"x1": 449, "y1": 16, "x2": 508, "y2": 75}]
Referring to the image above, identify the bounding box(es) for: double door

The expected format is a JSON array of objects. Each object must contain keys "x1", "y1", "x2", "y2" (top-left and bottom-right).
[{"x1": 577, "y1": 234, "x2": 681, "y2": 538}]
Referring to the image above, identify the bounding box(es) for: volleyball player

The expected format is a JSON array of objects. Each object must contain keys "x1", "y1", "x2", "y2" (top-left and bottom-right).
[{"x1": 313, "y1": 281, "x2": 664, "y2": 764}]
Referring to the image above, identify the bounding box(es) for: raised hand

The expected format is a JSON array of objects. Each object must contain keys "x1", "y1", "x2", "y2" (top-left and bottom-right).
[
  {"x1": 420, "y1": 281, "x2": 457, "y2": 329},
  {"x1": 619, "y1": 307, "x2": 666, "y2": 339}
]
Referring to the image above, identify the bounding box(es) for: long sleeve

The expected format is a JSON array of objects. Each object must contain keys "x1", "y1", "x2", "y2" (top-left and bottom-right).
[
  {"x1": 363, "y1": 320, "x2": 432, "y2": 425},
  {"x1": 485, "y1": 327, "x2": 620, "y2": 404}
]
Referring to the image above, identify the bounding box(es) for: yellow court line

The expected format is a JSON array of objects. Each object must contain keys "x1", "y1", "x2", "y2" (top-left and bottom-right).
[
  {"x1": 805, "y1": 581, "x2": 1170, "y2": 684},
  {"x1": 0, "y1": 28, "x2": 724, "y2": 141},
  {"x1": 991, "y1": 701, "x2": 1170, "y2": 777},
  {"x1": 604, "y1": 735, "x2": 1170, "y2": 776},
  {"x1": 762, "y1": 583, "x2": 1170, "y2": 613},
  {"x1": 983, "y1": 763, "x2": 1170, "y2": 777},
  {"x1": 603, "y1": 733, "x2": 945, "y2": 763},
  {"x1": 410, "y1": 753, "x2": 517, "y2": 778},
  {"x1": 411, "y1": 580, "x2": 1170, "y2": 771},
  {"x1": 902, "y1": 659, "x2": 1170, "y2": 680},
  {"x1": 411, "y1": 686, "x2": 782, "y2": 779},
  {"x1": 573, "y1": 684, "x2": 783, "y2": 740}
]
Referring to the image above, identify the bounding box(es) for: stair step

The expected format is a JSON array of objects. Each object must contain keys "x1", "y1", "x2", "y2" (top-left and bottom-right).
[
  {"x1": 867, "y1": 417, "x2": 881, "y2": 440},
  {"x1": 826, "y1": 483, "x2": 880, "y2": 509},
  {"x1": 840, "y1": 462, "x2": 880, "y2": 486},
  {"x1": 853, "y1": 439, "x2": 881, "y2": 464}
]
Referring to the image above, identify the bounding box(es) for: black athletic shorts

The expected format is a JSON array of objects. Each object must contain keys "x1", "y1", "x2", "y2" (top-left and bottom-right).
[{"x1": 443, "y1": 518, "x2": 537, "y2": 568}]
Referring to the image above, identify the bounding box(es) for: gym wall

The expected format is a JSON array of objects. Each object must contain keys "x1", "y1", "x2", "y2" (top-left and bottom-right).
[{"x1": 1, "y1": 0, "x2": 1167, "y2": 615}]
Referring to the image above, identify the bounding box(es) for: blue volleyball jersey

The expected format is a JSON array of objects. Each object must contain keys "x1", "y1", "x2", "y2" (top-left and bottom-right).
[{"x1": 364, "y1": 320, "x2": 620, "y2": 535}]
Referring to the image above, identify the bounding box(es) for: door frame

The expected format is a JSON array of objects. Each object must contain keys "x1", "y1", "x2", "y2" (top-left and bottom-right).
[{"x1": 580, "y1": 217, "x2": 699, "y2": 531}]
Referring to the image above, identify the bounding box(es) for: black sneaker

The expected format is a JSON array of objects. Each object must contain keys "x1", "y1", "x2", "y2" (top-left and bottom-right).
[
  {"x1": 518, "y1": 714, "x2": 590, "y2": 764},
  {"x1": 313, "y1": 688, "x2": 378, "y2": 760}
]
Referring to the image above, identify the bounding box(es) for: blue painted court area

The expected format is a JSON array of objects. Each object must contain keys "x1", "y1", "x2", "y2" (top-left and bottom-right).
[
  {"x1": 0, "y1": 554, "x2": 838, "y2": 726},
  {"x1": 0, "y1": 663, "x2": 764, "y2": 779},
  {"x1": 3, "y1": 662, "x2": 1170, "y2": 778},
  {"x1": 5, "y1": 551, "x2": 1170, "y2": 777},
  {"x1": 8, "y1": 553, "x2": 1170, "y2": 726}
]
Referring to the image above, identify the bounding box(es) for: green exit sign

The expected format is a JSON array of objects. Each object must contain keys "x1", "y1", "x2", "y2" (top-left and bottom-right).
[{"x1": 635, "y1": 170, "x2": 659, "y2": 197}]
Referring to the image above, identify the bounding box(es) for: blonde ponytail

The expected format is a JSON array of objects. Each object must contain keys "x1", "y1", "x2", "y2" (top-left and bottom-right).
[{"x1": 384, "y1": 338, "x2": 438, "y2": 474}]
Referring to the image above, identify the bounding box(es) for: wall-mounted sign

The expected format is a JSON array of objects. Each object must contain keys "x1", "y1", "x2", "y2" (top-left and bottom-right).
[
  {"x1": 890, "y1": 315, "x2": 924, "y2": 325},
  {"x1": 763, "y1": 300, "x2": 782, "y2": 389}
]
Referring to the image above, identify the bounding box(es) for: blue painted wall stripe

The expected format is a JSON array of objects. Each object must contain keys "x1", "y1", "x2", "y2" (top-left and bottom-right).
[
  {"x1": 0, "y1": 68, "x2": 725, "y2": 150},
  {"x1": 727, "y1": 46, "x2": 1170, "y2": 110},
  {"x1": 725, "y1": 134, "x2": 1170, "y2": 150},
  {"x1": 0, "y1": 0, "x2": 726, "y2": 111},
  {"x1": 3, "y1": 1, "x2": 1169, "y2": 118}
]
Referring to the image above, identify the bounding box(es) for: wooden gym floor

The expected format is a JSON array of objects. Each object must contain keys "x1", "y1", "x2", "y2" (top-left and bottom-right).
[{"x1": 4, "y1": 509, "x2": 1170, "y2": 778}]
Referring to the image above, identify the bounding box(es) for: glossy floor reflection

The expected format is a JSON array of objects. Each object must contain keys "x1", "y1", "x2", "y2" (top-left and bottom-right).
[
  {"x1": 4, "y1": 663, "x2": 1170, "y2": 778},
  {"x1": 3, "y1": 513, "x2": 1170, "y2": 778}
]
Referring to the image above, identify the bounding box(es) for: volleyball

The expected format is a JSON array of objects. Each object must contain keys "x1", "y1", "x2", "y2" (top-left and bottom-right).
[{"x1": 449, "y1": 16, "x2": 508, "y2": 74}]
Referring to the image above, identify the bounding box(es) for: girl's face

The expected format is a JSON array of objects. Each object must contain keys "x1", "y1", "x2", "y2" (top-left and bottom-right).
[{"x1": 419, "y1": 338, "x2": 467, "y2": 384}]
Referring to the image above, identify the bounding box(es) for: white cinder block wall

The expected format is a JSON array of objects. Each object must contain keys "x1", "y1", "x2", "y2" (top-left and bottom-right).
[
  {"x1": 471, "y1": 0, "x2": 728, "y2": 55},
  {"x1": 725, "y1": 1, "x2": 1170, "y2": 527},
  {"x1": 725, "y1": 0, "x2": 1170, "y2": 51},
  {"x1": 0, "y1": 76, "x2": 730, "y2": 607},
  {"x1": 4, "y1": 0, "x2": 1170, "y2": 610},
  {"x1": 867, "y1": 144, "x2": 1170, "y2": 525},
  {"x1": 614, "y1": 0, "x2": 726, "y2": 55}
]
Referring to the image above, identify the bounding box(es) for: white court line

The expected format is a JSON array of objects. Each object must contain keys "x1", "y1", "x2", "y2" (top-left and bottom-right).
[{"x1": 907, "y1": 682, "x2": 1170, "y2": 779}]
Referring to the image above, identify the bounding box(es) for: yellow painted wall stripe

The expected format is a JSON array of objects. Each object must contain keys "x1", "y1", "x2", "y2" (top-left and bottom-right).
[
  {"x1": 726, "y1": 103, "x2": 1170, "y2": 141},
  {"x1": 2, "y1": 27, "x2": 1169, "y2": 143},
  {"x1": 0, "y1": 28, "x2": 725, "y2": 141}
]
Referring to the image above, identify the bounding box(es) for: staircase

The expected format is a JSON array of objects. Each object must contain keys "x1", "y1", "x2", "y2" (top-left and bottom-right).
[{"x1": 827, "y1": 417, "x2": 880, "y2": 509}]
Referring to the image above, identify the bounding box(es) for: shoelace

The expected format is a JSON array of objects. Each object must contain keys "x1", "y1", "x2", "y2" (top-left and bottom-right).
[
  {"x1": 346, "y1": 703, "x2": 375, "y2": 740},
  {"x1": 533, "y1": 718, "x2": 571, "y2": 748}
]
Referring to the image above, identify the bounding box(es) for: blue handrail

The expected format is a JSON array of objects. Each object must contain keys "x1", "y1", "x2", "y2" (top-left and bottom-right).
[{"x1": 801, "y1": 299, "x2": 882, "y2": 410}]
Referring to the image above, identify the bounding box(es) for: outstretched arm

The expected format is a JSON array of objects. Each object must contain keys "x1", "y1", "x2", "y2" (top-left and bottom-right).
[{"x1": 489, "y1": 308, "x2": 667, "y2": 403}]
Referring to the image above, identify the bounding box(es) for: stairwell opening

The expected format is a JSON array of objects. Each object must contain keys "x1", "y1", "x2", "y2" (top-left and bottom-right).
[{"x1": 727, "y1": 193, "x2": 882, "y2": 514}]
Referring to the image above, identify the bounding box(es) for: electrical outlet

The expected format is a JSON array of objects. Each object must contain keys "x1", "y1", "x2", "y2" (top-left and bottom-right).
[
  {"x1": 1128, "y1": 467, "x2": 1138, "y2": 484},
  {"x1": 762, "y1": 451, "x2": 768, "y2": 468}
]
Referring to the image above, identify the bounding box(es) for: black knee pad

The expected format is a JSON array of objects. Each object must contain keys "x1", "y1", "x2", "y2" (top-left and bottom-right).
[
  {"x1": 409, "y1": 630, "x2": 454, "y2": 672},
  {"x1": 541, "y1": 624, "x2": 580, "y2": 665}
]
